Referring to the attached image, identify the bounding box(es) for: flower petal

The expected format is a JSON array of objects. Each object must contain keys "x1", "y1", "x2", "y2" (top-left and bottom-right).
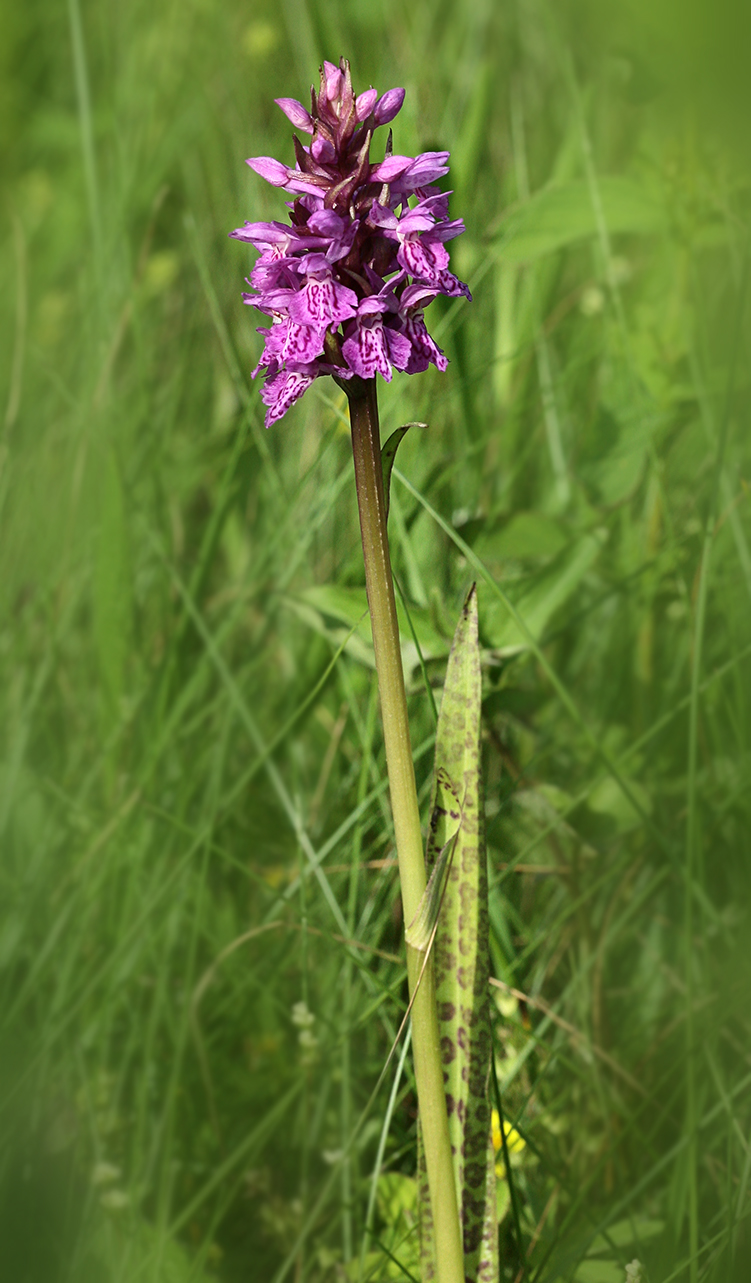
[
  {"x1": 255, "y1": 286, "x2": 296, "y2": 313},
  {"x1": 400, "y1": 282, "x2": 439, "y2": 309},
  {"x1": 280, "y1": 319, "x2": 326, "y2": 363},
  {"x1": 369, "y1": 155, "x2": 413, "y2": 183},
  {"x1": 373, "y1": 87, "x2": 406, "y2": 126},
  {"x1": 311, "y1": 135, "x2": 336, "y2": 163},
  {"x1": 392, "y1": 151, "x2": 450, "y2": 189},
  {"x1": 261, "y1": 367, "x2": 316, "y2": 426},
  {"x1": 307, "y1": 209, "x2": 343, "y2": 234},
  {"x1": 368, "y1": 203, "x2": 399, "y2": 233},
  {"x1": 357, "y1": 295, "x2": 388, "y2": 316},
  {"x1": 395, "y1": 209, "x2": 437, "y2": 236},
  {"x1": 400, "y1": 313, "x2": 448, "y2": 373},
  {"x1": 323, "y1": 60, "x2": 343, "y2": 102},
  {"x1": 434, "y1": 270, "x2": 472, "y2": 300},
  {"x1": 397, "y1": 237, "x2": 450, "y2": 283},
  {"x1": 250, "y1": 323, "x2": 285, "y2": 375},
  {"x1": 355, "y1": 88, "x2": 378, "y2": 121},
  {"x1": 427, "y1": 216, "x2": 466, "y2": 243},
  {"x1": 342, "y1": 318, "x2": 393, "y2": 381},
  {"x1": 288, "y1": 276, "x2": 358, "y2": 327},
  {"x1": 325, "y1": 223, "x2": 358, "y2": 262},
  {"x1": 246, "y1": 156, "x2": 290, "y2": 186},
  {"x1": 248, "y1": 249, "x2": 302, "y2": 291},
  {"x1": 275, "y1": 98, "x2": 314, "y2": 133},
  {"x1": 283, "y1": 171, "x2": 331, "y2": 197},
  {"x1": 229, "y1": 220, "x2": 291, "y2": 245},
  {"x1": 384, "y1": 325, "x2": 412, "y2": 371}
]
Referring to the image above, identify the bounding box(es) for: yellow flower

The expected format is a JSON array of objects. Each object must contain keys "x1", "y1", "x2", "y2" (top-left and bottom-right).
[{"x1": 491, "y1": 1108, "x2": 526, "y2": 1156}]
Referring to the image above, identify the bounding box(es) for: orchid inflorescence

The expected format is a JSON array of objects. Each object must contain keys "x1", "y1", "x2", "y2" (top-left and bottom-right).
[{"x1": 231, "y1": 57, "x2": 471, "y2": 426}]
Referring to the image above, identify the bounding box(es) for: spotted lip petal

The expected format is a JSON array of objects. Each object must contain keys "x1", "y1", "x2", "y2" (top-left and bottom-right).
[
  {"x1": 397, "y1": 237, "x2": 451, "y2": 285},
  {"x1": 399, "y1": 312, "x2": 449, "y2": 374},
  {"x1": 231, "y1": 57, "x2": 471, "y2": 425},
  {"x1": 342, "y1": 317, "x2": 394, "y2": 381},
  {"x1": 260, "y1": 366, "x2": 316, "y2": 427},
  {"x1": 250, "y1": 318, "x2": 324, "y2": 378},
  {"x1": 278, "y1": 318, "x2": 327, "y2": 364},
  {"x1": 288, "y1": 274, "x2": 359, "y2": 328}
]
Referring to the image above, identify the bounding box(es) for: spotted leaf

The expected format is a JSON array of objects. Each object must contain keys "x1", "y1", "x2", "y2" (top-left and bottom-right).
[{"x1": 418, "y1": 584, "x2": 498, "y2": 1283}]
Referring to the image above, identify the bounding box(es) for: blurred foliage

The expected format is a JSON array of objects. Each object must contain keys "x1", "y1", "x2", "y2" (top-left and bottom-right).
[{"x1": 0, "y1": 0, "x2": 750, "y2": 1280}]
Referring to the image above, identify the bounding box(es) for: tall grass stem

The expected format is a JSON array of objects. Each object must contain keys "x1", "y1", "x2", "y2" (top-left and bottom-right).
[{"x1": 66, "y1": 0, "x2": 101, "y2": 271}]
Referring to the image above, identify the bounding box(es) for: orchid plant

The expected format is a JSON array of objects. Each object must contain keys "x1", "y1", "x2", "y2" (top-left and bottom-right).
[{"x1": 232, "y1": 59, "x2": 498, "y2": 1283}]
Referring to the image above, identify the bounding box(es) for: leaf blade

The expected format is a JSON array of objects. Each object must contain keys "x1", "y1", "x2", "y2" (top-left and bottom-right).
[
  {"x1": 381, "y1": 423, "x2": 426, "y2": 518},
  {"x1": 418, "y1": 585, "x2": 498, "y2": 1283}
]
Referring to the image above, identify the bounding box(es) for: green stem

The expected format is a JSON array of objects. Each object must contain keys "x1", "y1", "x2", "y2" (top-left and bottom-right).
[{"x1": 347, "y1": 380, "x2": 464, "y2": 1283}]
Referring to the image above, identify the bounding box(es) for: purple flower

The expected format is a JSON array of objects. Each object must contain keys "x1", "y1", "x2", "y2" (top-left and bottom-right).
[
  {"x1": 342, "y1": 287, "x2": 412, "y2": 381},
  {"x1": 230, "y1": 57, "x2": 471, "y2": 427},
  {"x1": 287, "y1": 257, "x2": 359, "y2": 328},
  {"x1": 261, "y1": 365, "x2": 317, "y2": 426},
  {"x1": 368, "y1": 199, "x2": 471, "y2": 299},
  {"x1": 249, "y1": 316, "x2": 327, "y2": 372}
]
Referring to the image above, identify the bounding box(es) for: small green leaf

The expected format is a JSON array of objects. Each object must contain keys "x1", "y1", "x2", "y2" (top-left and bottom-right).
[
  {"x1": 481, "y1": 530, "x2": 604, "y2": 655},
  {"x1": 574, "y1": 1262, "x2": 624, "y2": 1283},
  {"x1": 381, "y1": 423, "x2": 426, "y2": 518},
  {"x1": 287, "y1": 584, "x2": 449, "y2": 672},
  {"x1": 588, "y1": 1217, "x2": 663, "y2": 1254},
  {"x1": 376, "y1": 1172, "x2": 418, "y2": 1227},
  {"x1": 283, "y1": 585, "x2": 375, "y2": 668},
  {"x1": 473, "y1": 511, "x2": 568, "y2": 562},
  {"x1": 586, "y1": 776, "x2": 653, "y2": 835},
  {"x1": 297, "y1": 584, "x2": 370, "y2": 632}
]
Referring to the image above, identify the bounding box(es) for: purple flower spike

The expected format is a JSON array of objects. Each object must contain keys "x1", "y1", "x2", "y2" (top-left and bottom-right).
[{"x1": 232, "y1": 57, "x2": 471, "y2": 427}]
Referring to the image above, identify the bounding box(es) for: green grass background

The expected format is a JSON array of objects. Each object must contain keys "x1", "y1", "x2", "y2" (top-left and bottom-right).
[{"x1": 1, "y1": 0, "x2": 750, "y2": 1280}]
